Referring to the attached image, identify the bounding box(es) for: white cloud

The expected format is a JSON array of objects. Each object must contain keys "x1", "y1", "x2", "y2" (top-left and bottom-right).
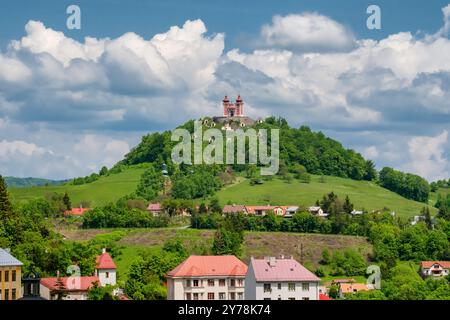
[
  {"x1": 404, "y1": 130, "x2": 449, "y2": 181},
  {"x1": 260, "y1": 13, "x2": 355, "y2": 52},
  {"x1": 0, "y1": 139, "x2": 47, "y2": 157},
  {"x1": 363, "y1": 146, "x2": 379, "y2": 159},
  {"x1": 1, "y1": 7, "x2": 450, "y2": 180}
]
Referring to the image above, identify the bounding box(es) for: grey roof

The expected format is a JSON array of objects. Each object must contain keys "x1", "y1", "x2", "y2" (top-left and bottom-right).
[{"x1": 0, "y1": 248, "x2": 23, "y2": 267}]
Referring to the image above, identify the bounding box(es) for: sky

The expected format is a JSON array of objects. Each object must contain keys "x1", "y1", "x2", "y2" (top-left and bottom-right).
[{"x1": 0, "y1": 0, "x2": 449, "y2": 181}]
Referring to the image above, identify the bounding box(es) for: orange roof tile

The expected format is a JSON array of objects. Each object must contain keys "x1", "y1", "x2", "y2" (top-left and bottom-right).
[
  {"x1": 167, "y1": 255, "x2": 247, "y2": 278},
  {"x1": 96, "y1": 252, "x2": 117, "y2": 270},
  {"x1": 339, "y1": 283, "x2": 369, "y2": 294},
  {"x1": 421, "y1": 261, "x2": 450, "y2": 268},
  {"x1": 40, "y1": 276, "x2": 99, "y2": 292}
]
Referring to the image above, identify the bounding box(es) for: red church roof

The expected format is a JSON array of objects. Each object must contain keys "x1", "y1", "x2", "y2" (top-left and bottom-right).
[
  {"x1": 167, "y1": 255, "x2": 247, "y2": 278},
  {"x1": 96, "y1": 252, "x2": 117, "y2": 270},
  {"x1": 40, "y1": 276, "x2": 99, "y2": 292}
]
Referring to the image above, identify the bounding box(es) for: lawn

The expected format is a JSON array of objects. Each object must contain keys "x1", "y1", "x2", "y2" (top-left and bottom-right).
[
  {"x1": 9, "y1": 167, "x2": 146, "y2": 207},
  {"x1": 212, "y1": 175, "x2": 437, "y2": 219}
]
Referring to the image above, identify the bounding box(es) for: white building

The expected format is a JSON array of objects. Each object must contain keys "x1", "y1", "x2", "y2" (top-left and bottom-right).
[
  {"x1": 308, "y1": 206, "x2": 328, "y2": 217},
  {"x1": 245, "y1": 256, "x2": 320, "y2": 300},
  {"x1": 40, "y1": 249, "x2": 117, "y2": 300},
  {"x1": 95, "y1": 248, "x2": 117, "y2": 286},
  {"x1": 166, "y1": 255, "x2": 247, "y2": 300},
  {"x1": 421, "y1": 261, "x2": 450, "y2": 277}
]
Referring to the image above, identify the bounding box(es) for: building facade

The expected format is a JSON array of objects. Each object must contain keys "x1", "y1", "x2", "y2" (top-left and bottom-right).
[
  {"x1": 421, "y1": 261, "x2": 450, "y2": 277},
  {"x1": 245, "y1": 256, "x2": 320, "y2": 300},
  {"x1": 0, "y1": 248, "x2": 23, "y2": 300},
  {"x1": 167, "y1": 255, "x2": 247, "y2": 300},
  {"x1": 95, "y1": 249, "x2": 117, "y2": 286}
]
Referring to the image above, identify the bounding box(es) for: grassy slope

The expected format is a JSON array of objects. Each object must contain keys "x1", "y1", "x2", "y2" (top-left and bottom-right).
[
  {"x1": 9, "y1": 167, "x2": 146, "y2": 207},
  {"x1": 60, "y1": 227, "x2": 372, "y2": 282},
  {"x1": 213, "y1": 175, "x2": 437, "y2": 219}
]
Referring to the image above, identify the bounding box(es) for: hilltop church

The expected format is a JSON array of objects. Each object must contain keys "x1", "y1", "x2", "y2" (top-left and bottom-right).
[{"x1": 211, "y1": 95, "x2": 258, "y2": 130}]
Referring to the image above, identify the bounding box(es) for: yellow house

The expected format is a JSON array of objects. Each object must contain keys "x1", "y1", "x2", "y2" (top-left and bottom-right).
[{"x1": 0, "y1": 248, "x2": 23, "y2": 300}]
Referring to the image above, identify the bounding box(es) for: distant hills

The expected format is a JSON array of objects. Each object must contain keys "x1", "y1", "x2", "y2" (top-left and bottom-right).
[{"x1": 4, "y1": 176, "x2": 68, "y2": 188}]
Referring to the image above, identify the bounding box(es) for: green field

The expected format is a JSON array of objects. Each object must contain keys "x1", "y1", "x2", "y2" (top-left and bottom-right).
[
  {"x1": 9, "y1": 167, "x2": 146, "y2": 207},
  {"x1": 213, "y1": 175, "x2": 437, "y2": 219},
  {"x1": 60, "y1": 227, "x2": 373, "y2": 282}
]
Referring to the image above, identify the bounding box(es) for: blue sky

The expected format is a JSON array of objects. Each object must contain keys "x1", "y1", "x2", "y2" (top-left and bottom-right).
[{"x1": 0, "y1": 0, "x2": 450, "y2": 180}]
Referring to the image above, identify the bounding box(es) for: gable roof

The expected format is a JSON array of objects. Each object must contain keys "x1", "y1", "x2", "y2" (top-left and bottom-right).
[
  {"x1": 167, "y1": 255, "x2": 247, "y2": 278},
  {"x1": 64, "y1": 208, "x2": 91, "y2": 216},
  {"x1": 339, "y1": 283, "x2": 369, "y2": 293},
  {"x1": 421, "y1": 261, "x2": 450, "y2": 268},
  {"x1": 96, "y1": 252, "x2": 117, "y2": 270},
  {"x1": 223, "y1": 205, "x2": 246, "y2": 214},
  {"x1": 0, "y1": 248, "x2": 23, "y2": 267},
  {"x1": 40, "y1": 276, "x2": 99, "y2": 292},
  {"x1": 147, "y1": 203, "x2": 162, "y2": 211},
  {"x1": 250, "y1": 257, "x2": 320, "y2": 282}
]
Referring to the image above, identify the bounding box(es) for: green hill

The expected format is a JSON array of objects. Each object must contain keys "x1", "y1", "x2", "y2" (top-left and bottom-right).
[
  {"x1": 212, "y1": 175, "x2": 437, "y2": 219},
  {"x1": 9, "y1": 167, "x2": 146, "y2": 207},
  {"x1": 4, "y1": 176, "x2": 67, "y2": 188}
]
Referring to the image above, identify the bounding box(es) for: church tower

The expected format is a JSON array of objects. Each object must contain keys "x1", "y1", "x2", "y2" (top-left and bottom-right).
[{"x1": 222, "y1": 95, "x2": 244, "y2": 117}]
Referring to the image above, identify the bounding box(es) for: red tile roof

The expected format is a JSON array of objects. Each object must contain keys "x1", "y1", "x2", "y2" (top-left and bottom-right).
[
  {"x1": 223, "y1": 205, "x2": 247, "y2": 214},
  {"x1": 64, "y1": 208, "x2": 91, "y2": 216},
  {"x1": 40, "y1": 276, "x2": 99, "y2": 292},
  {"x1": 421, "y1": 261, "x2": 450, "y2": 268},
  {"x1": 96, "y1": 252, "x2": 117, "y2": 270},
  {"x1": 147, "y1": 203, "x2": 162, "y2": 211},
  {"x1": 167, "y1": 255, "x2": 247, "y2": 278},
  {"x1": 250, "y1": 257, "x2": 320, "y2": 282},
  {"x1": 320, "y1": 293, "x2": 332, "y2": 300}
]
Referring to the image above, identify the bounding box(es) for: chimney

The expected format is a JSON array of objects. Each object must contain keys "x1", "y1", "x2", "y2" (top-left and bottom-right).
[
  {"x1": 5, "y1": 248, "x2": 10, "y2": 253},
  {"x1": 268, "y1": 256, "x2": 276, "y2": 267},
  {"x1": 57, "y1": 270, "x2": 60, "y2": 278},
  {"x1": 102, "y1": 248, "x2": 106, "y2": 254}
]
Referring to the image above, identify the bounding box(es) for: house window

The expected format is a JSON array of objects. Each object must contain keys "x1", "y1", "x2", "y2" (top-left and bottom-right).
[
  {"x1": 186, "y1": 280, "x2": 191, "y2": 287},
  {"x1": 105, "y1": 272, "x2": 109, "y2": 279},
  {"x1": 193, "y1": 293, "x2": 199, "y2": 300},
  {"x1": 230, "y1": 279, "x2": 236, "y2": 287},
  {"x1": 288, "y1": 283, "x2": 295, "y2": 291},
  {"x1": 263, "y1": 298, "x2": 271, "y2": 300},
  {"x1": 208, "y1": 293, "x2": 214, "y2": 300},
  {"x1": 219, "y1": 279, "x2": 225, "y2": 286},
  {"x1": 208, "y1": 279, "x2": 215, "y2": 286},
  {"x1": 277, "y1": 283, "x2": 281, "y2": 290},
  {"x1": 288, "y1": 297, "x2": 295, "y2": 300},
  {"x1": 12, "y1": 270, "x2": 16, "y2": 282},
  {"x1": 193, "y1": 280, "x2": 199, "y2": 287},
  {"x1": 12, "y1": 289, "x2": 16, "y2": 300},
  {"x1": 302, "y1": 283, "x2": 309, "y2": 291},
  {"x1": 0, "y1": 271, "x2": 2, "y2": 282},
  {"x1": 264, "y1": 283, "x2": 271, "y2": 293},
  {"x1": 238, "y1": 279, "x2": 244, "y2": 287},
  {"x1": 0, "y1": 289, "x2": 2, "y2": 300},
  {"x1": 4, "y1": 289, "x2": 9, "y2": 301},
  {"x1": 219, "y1": 292, "x2": 226, "y2": 300},
  {"x1": 302, "y1": 297, "x2": 310, "y2": 300},
  {"x1": 237, "y1": 292, "x2": 244, "y2": 300},
  {"x1": 4, "y1": 271, "x2": 9, "y2": 282},
  {"x1": 186, "y1": 293, "x2": 191, "y2": 300},
  {"x1": 230, "y1": 292, "x2": 236, "y2": 300}
]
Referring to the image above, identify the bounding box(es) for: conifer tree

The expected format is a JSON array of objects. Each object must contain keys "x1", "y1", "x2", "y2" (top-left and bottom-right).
[{"x1": 0, "y1": 175, "x2": 13, "y2": 219}]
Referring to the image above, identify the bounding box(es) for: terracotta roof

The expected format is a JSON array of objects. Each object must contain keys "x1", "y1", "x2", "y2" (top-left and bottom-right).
[
  {"x1": 223, "y1": 205, "x2": 246, "y2": 214},
  {"x1": 245, "y1": 206, "x2": 275, "y2": 214},
  {"x1": 40, "y1": 276, "x2": 99, "y2": 292},
  {"x1": 339, "y1": 283, "x2": 369, "y2": 294},
  {"x1": 167, "y1": 255, "x2": 247, "y2": 278},
  {"x1": 421, "y1": 261, "x2": 450, "y2": 268},
  {"x1": 96, "y1": 252, "x2": 117, "y2": 270},
  {"x1": 250, "y1": 257, "x2": 320, "y2": 282},
  {"x1": 64, "y1": 208, "x2": 91, "y2": 216},
  {"x1": 319, "y1": 293, "x2": 332, "y2": 300},
  {"x1": 147, "y1": 203, "x2": 162, "y2": 211}
]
